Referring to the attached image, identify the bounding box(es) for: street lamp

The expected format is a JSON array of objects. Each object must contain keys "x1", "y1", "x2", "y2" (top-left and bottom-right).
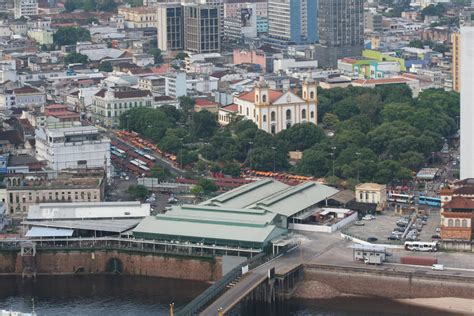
[
  {"x1": 356, "y1": 152, "x2": 361, "y2": 183},
  {"x1": 331, "y1": 146, "x2": 336, "y2": 177},
  {"x1": 248, "y1": 141, "x2": 254, "y2": 172},
  {"x1": 271, "y1": 146, "x2": 276, "y2": 172}
]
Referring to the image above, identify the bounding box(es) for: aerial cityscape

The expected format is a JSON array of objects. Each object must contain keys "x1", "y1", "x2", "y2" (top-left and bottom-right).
[{"x1": 0, "y1": 0, "x2": 472, "y2": 315}]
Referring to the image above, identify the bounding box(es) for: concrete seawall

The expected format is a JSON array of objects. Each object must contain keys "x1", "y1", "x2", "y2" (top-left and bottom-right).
[
  {"x1": 297, "y1": 264, "x2": 474, "y2": 300},
  {"x1": 0, "y1": 249, "x2": 222, "y2": 282}
]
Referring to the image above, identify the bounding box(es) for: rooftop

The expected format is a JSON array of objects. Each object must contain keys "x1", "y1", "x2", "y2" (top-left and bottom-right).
[
  {"x1": 237, "y1": 89, "x2": 284, "y2": 103},
  {"x1": 27, "y1": 201, "x2": 150, "y2": 220},
  {"x1": 355, "y1": 183, "x2": 386, "y2": 191},
  {"x1": 443, "y1": 196, "x2": 474, "y2": 210}
]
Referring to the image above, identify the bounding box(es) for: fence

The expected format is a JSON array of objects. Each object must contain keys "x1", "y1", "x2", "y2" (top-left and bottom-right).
[{"x1": 176, "y1": 252, "x2": 269, "y2": 316}]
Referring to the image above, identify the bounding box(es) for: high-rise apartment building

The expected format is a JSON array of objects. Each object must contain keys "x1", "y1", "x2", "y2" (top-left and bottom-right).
[
  {"x1": 315, "y1": 0, "x2": 364, "y2": 68},
  {"x1": 184, "y1": 4, "x2": 220, "y2": 53},
  {"x1": 267, "y1": 0, "x2": 318, "y2": 45},
  {"x1": 452, "y1": 32, "x2": 460, "y2": 93},
  {"x1": 14, "y1": 0, "x2": 38, "y2": 19},
  {"x1": 460, "y1": 26, "x2": 474, "y2": 179},
  {"x1": 157, "y1": 3, "x2": 184, "y2": 52}
]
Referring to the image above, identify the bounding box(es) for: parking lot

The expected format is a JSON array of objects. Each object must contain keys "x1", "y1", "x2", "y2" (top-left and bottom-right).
[{"x1": 344, "y1": 209, "x2": 441, "y2": 243}]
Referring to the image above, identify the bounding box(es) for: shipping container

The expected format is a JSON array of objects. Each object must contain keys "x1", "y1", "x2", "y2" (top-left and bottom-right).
[{"x1": 400, "y1": 257, "x2": 438, "y2": 266}]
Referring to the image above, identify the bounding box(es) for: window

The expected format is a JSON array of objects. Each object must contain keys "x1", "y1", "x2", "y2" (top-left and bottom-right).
[
  {"x1": 262, "y1": 95, "x2": 267, "y2": 103},
  {"x1": 263, "y1": 115, "x2": 266, "y2": 122},
  {"x1": 246, "y1": 108, "x2": 249, "y2": 116},
  {"x1": 310, "y1": 111, "x2": 314, "y2": 118},
  {"x1": 448, "y1": 219, "x2": 453, "y2": 227},
  {"x1": 271, "y1": 125, "x2": 276, "y2": 134},
  {"x1": 303, "y1": 91, "x2": 307, "y2": 99},
  {"x1": 271, "y1": 111, "x2": 275, "y2": 121},
  {"x1": 310, "y1": 91, "x2": 315, "y2": 99},
  {"x1": 302, "y1": 109, "x2": 306, "y2": 119},
  {"x1": 286, "y1": 109, "x2": 291, "y2": 120},
  {"x1": 462, "y1": 219, "x2": 468, "y2": 227},
  {"x1": 360, "y1": 193, "x2": 363, "y2": 200},
  {"x1": 455, "y1": 219, "x2": 460, "y2": 227}
]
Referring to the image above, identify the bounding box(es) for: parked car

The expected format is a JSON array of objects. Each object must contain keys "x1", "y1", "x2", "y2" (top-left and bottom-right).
[
  {"x1": 388, "y1": 235, "x2": 400, "y2": 240},
  {"x1": 432, "y1": 264, "x2": 445, "y2": 271},
  {"x1": 367, "y1": 237, "x2": 378, "y2": 242},
  {"x1": 431, "y1": 234, "x2": 441, "y2": 239},
  {"x1": 354, "y1": 221, "x2": 365, "y2": 226}
]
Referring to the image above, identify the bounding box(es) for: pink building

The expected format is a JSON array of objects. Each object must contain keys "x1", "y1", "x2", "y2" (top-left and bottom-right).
[{"x1": 233, "y1": 48, "x2": 267, "y2": 71}]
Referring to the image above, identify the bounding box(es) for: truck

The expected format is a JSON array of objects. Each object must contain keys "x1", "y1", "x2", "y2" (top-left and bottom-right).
[{"x1": 364, "y1": 255, "x2": 382, "y2": 265}]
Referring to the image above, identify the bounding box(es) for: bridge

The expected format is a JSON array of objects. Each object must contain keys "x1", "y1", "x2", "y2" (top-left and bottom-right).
[{"x1": 177, "y1": 247, "x2": 305, "y2": 316}]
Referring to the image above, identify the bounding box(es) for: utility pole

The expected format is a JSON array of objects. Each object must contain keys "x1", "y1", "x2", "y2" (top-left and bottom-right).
[
  {"x1": 331, "y1": 146, "x2": 336, "y2": 177},
  {"x1": 356, "y1": 152, "x2": 361, "y2": 183},
  {"x1": 248, "y1": 141, "x2": 254, "y2": 172},
  {"x1": 271, "y1": 146, "x2": 276, "y2": 172}
]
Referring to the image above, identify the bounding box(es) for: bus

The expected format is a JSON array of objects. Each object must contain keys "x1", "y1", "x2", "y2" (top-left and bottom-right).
[
  {"x1": 418, "y1": 196, "x2": 441, "y2": 207},
  {"x1": 139, "y1": 164, "x2": 150, "y2": 171},
  {"x1": 133, "y1": 159, "x2": 147, "y2": 166},
  {"x1": 111, "y1": 150, "x2": 126, "y2": 159},
  {"x1": 388, "y1": 193, "x2": 415, "y2": 204},
  {"x1": 143, "y1": 154, "x2": 156, "y2": 162},
  {"x1": 134, "y1": 149, "x2": 146, "y2": 157},
  {"x1": 130, "y1": 160, "x2": 141, "y2": 168},
  {"x1": 404, "y1": 241, "x2": 438, "y2": 252}
]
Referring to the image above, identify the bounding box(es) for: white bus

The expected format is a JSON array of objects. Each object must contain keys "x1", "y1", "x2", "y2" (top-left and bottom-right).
[
  {"x1": 404, "y1": 241, "x2": 438, "y2": 252},
  {"x1": 133, "y1": 159, "x2": 147, "y2": 166},
  {"x1": 143, "y1": 154, "x2": 156, "y2": 162},
  {"x1": 388, "y1": 193, "x2": 415, "y2": 204}
]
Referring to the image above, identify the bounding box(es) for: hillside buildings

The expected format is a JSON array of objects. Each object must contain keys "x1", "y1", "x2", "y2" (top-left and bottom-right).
[{"x1": 460, "y1": 26, "x2": 474, "y2": 180}]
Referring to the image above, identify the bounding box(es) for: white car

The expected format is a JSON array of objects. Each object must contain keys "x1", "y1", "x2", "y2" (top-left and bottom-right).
[{"x1": 432, "y1": 264, "x2": 444, "y2": 271}]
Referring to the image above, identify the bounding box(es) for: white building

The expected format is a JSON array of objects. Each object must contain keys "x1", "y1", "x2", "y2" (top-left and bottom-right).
[
  {"x1": 164, "y1": 72, "x2": 187, "y2": 98},
  {"x1": 461, "y1": 26, "x2": 474, "y2": 179},
  {"x1": 355, "y1": 183, "x2": 387, "y2": 211},
  {"x1": 0, "y1": 86, "x2": 46, "y2": 109},
  {"x1": 93, "y1": 87, "x2": 154, "y2": 127},
  {"x1": 35, "y1": 124, "x2": 111, "y2": 177},
  {"x1": 233, "y1": 78, "x2": 318, "y2": 134},
  {"x1": 14, "y1": 0, "x2": 38, "y2": 19}
]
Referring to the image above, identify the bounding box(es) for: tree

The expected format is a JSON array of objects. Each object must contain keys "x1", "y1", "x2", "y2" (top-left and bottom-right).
[
  {"x1": 432, "y1": 43, "x2": 449, "y2": 54},
  {"x1": 54, "y1": 27, "x2": 91, "y2": 46},
  {"x1": 191, "y1": 185, "x2": 203, "y2": 197},
  {"x1": 149, "y1": 48, "x2": 163, "y2": 65},
  {"x1": 98, "y1": 61, "x2": 113, "y2": 72},
  {"x1": 408, "y1": 39, "x2": 424, "y2": 49},
  {"x1": 192, "y1": 110, "x2": 218, "y2": 140},
  {"x1": 322, "y1": 113, "x2": 340, "y2": 130},
  {"x1": 64, "y1": 52, "x2": 89, "y2": 65},
  {"x1": 174, "y1": 52, "x2": 189, "y2": 60},
  {"x1": 421, "y1": 3, "x2": 446, "y2": 18},
  {"x1": 127, "y1": 185, "x2": 149, "y2": 200},
  {"x1": 150, "y1": 166, "x2": 171, "y2": 182},
  {"x1": 276, "y1": 123, "x2": 326, "y2": 152},
  {"x1": 296, "y1": 149, "x2": 330, "y2": 177},
  {"x1": 125, "y1": 0, "x2": 143, "y2": 7},
  {"x1": 197, "y1": 178, "x2": 218, "y2": 194},
  {"x1": 178, "y1": 96, "x2": 195, "y2": 112},
  {"x1": 222, "y1": 162, "x2": 241, "y2": 177}
]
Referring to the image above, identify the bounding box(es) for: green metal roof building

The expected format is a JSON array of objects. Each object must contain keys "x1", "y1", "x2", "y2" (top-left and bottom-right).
[{"x1": 133, "y1": 204, "x2": 287, "y2": 249}]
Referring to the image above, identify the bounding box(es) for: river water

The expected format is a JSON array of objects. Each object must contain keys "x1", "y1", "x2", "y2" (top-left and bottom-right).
[{"x1": 0, "y1": 275, "x2": 454, "y2": 316}]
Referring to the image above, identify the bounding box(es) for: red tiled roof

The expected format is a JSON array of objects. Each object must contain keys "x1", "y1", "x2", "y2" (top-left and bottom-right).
[
  {"x1": 443, "y1": 196, "x2": 474, "y2": 210},
  {"x1": 46, "y1": 104, "x2": 67, "y2": 110},
  {"x1": 13, "y1": 86, "x2": 41, "y2": 94},
  {"x1": 154, "y1": 95, "x2": 174, "y2": 101},
  {"x1": 454, "y1": 187, "x2": 474, "y2": 195},
  {"x1": 115, "y1": 90, "x2": 152, "y2": 99},
  {"x1": 353, "y1": 78, "x2": 411, "y2": 85},
  {"x1": 221, "y1": 104, "x2": 238, "y2": 112},
  {"x1": 150, "y1": 64, "x2": 170, "y2": 74},
  {"x1": 236, "y1": 88, "x2": 284, "y2": 103},
  {"x1": 195, "y1": 98, "x2": 219, "y2": 107}
]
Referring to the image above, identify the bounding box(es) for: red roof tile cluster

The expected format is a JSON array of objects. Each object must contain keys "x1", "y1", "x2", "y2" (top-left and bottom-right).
[
  {"x1": 237, "y1": 89, "x2": 284, "y2": 103},
  {"x1": 221, "y1": 104, "x2": 238, "y2": 112},
  {"x1": 195, "y1": 98, "x2": 219, "y2": 107},
  {"x1": 443, "y1": 196, "x2": 474, "y2": 210}
]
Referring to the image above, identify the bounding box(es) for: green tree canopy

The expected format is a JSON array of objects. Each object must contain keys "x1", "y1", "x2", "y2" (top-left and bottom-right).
[
  {"x1": 54, "y1": 27, "x2": 91, "y2": 46},
  {"x1": 64, "y1": 52, "x2": 89, "y2": 65},
  {"x1": 98, "y1": 61, "x2": 113, "y2": 72},
  {"x1": 127, "y1": 185, "x2": 149, "y2": 200}
]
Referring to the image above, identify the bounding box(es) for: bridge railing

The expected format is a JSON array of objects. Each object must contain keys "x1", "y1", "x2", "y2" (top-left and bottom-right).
[{"x1": 176, "y1": 252, "x2": 268, "y2": 316}]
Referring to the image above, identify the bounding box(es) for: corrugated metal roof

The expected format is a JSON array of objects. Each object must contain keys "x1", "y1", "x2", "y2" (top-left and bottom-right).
[
  {"x1": 255, "y1": 182, "x2": 339, "y2": 217},
  {"x1": 168, "y1": 204, "x2": 277, "y2": 226},
  {"x1": 23, "y1": 219, "x2": 141, "y2": 233},
  {"x1": 201, "y1": 179, "x2": 289, "y2": 208},
  {"x1": 133, "y1": 216, "x2": 286, "y2": 244},
  {"x1": 27, "y1": 202, "x2": 150, "y2": 220},
  {"x1": 25, "y1": 227, "x2": 74, "y2": 238}
]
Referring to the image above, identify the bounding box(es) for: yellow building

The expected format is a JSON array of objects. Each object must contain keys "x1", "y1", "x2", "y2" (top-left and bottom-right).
[
  {"x1": 355, "y1": 183, "x2": 387, "y2": 211},
  {"x1": 27, "y1": 29, "x2": 53, "y2": 45},
  {"x1": 117, "y1": 6, "x2": 157, "y2": 29},
  {"x1": 452, "y1": 32, "x2": 460, "y2": 93}
]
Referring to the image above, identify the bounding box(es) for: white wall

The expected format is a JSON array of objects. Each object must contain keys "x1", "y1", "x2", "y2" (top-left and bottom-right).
[{"x1": 289, "y1": 212, "x2": 358, "y2": 233}]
